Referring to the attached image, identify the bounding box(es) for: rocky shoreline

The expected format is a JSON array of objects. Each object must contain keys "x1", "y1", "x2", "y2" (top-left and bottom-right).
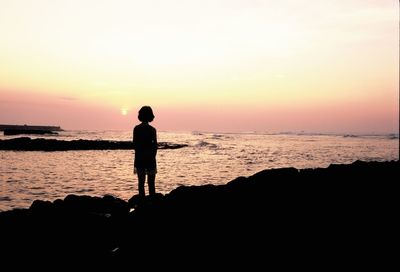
[
  {"x1": 0, "y1": 137, "x2": 188, "y2": 151},
  {"x1": 0, "y1": 160, "x2": 397, "y2": 267}
]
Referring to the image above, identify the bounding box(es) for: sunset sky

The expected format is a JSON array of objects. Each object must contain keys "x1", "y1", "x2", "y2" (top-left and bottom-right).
[{"x1": 0, "y1": 0, "x2": 398, "y2": 133}]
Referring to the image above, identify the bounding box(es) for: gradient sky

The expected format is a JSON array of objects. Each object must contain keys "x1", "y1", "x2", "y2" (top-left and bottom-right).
[{"x1": 0, "y1": 0, "x2": 398, "y2": 133}]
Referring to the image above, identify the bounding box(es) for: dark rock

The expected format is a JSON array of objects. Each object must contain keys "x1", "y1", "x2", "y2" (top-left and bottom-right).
[
  {"x1": 61, "y1": 194, "x2": 128, "y2": 216},
  {"x1": 4, "y1": 129, "x2": 58, "y2": 135},
  {"x1": 128, "y1": 193, "x2": 164, "y2": 210},
  {"x1": 0, "y1": 137, "x2": 188, "y2": 151},
  {"x1": 30, "y1": 199, "x2": 54, "y2": 213},
  {"x1": 0, "y1": 160, "x2": 398, "y2": 268}
]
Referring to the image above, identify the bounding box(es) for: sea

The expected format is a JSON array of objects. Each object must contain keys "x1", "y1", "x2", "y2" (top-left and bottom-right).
[{"x1": 0, "y1": 130, "x2": 398, "y2": 211}]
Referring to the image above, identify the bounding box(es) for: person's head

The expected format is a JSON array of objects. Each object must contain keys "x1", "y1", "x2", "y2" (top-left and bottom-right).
[{"x1": 138, "y1": 106, "x2": 155, "y2": 122}]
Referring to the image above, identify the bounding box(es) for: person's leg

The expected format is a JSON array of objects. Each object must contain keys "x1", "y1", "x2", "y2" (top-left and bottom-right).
[
  {"x1": 137, "y1": 171, "x2": 146, "y2": 197},
  {"x1": 148, "y1": 174, "x2": 156, "y2": 196}
]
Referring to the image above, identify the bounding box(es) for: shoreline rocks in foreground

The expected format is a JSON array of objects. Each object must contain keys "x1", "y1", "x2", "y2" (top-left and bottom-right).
[
  {"x1": 0, "y1": 160, "x2": 397, "y2": 267},
  {"x1": 0, "y1": 137, "x2": 188, "y2": 151}
]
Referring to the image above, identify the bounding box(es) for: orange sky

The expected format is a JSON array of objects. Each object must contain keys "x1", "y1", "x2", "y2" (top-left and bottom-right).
[{"x1": 0, "y1": 0, "x2": 398, "y2": 133}]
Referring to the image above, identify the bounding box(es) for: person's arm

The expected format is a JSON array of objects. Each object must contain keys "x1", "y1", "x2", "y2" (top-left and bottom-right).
[
  {"x1": 153, "y1": 128, "x2": 158, "y2": 156},
  {"x1": 132, "y1": 127, "x2": 136, "y2": 150}
]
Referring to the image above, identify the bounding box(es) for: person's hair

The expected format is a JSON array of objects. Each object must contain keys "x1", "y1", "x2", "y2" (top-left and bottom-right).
[{"x1": 138, "y1": 106, "x2": 155, "y2": 122}]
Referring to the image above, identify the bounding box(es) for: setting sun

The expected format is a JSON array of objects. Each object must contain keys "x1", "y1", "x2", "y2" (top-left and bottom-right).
[{"x1": 121, "y1": 108, "x2": 128, "y2": 116}]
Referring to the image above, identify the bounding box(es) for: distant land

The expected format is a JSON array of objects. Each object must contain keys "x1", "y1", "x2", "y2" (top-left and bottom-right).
[
  {"x1": 0, "y1": 124, "x2": 62, "y2": 136},
  {"x1": 0, "y1": 124, "x2": 63, "y2": 131}
]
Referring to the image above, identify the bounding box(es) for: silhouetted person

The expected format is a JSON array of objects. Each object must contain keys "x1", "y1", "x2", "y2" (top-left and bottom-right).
[{"x1": 133, "y1": 106, "x2": 157, "y2": 197}]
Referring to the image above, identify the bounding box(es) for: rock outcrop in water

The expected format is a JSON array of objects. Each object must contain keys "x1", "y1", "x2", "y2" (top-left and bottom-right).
[
  {"x1": 0, "y1": 124, "x2": 61, "y2": 136},
  {"x1": 3, "y1": 129, "x2": 59, "y2": 136},
  {"x1": 0, "y1": 160, "x2": 397, "y2": 268},
  {"x1": 0, "y1": 137, "x2": 188, "y2": 151}
]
